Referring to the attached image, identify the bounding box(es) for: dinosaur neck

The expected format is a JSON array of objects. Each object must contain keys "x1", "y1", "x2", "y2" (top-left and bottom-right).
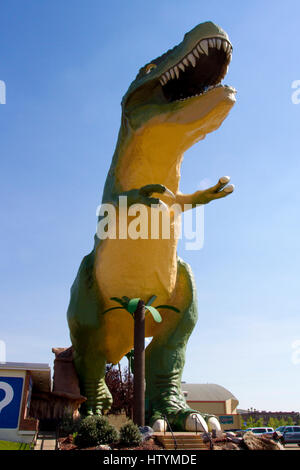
[{"x1": 113, "y1": 122, "x2": 191, "y2": 195}]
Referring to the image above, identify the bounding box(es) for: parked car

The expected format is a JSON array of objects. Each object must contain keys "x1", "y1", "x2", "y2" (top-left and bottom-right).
[
  {"x1": 224, "y1": 429, "x2": 245, "y2": 437},
  {"x1": 224, "y1": 429, "x2": 244, "y2": 434},
  {"x1": 275, "y1": 426, "x2": 300, "y2": 446},
  {"x1": 245, "y1": 427, "x2": 274, "y2": 436}
]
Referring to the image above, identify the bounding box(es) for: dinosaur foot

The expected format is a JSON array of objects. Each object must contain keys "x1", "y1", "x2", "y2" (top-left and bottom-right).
[
  {"x1": 152, "y1": 410, "x2": 221, "y2": 433},
  {"x1": 186, "y1": 413, "x2": 221, "y2": 432},
  {"x1": 81, "y1": 378, "x2": 113, "y2": 416}
]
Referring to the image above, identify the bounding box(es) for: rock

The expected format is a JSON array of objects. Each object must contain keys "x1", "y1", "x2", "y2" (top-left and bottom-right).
[
  {"x1": 139, "y1": 426, "x2": 154, "y2": 442},
  {"x1": 214, "y1": 442, "x2": 240, "y2": 451},
  {"x1": 96, "y1": 444, "x2": 111, "y2": 450},
  {"x1": 242, "y1": 432, "x2": 284, "y2": 451}
]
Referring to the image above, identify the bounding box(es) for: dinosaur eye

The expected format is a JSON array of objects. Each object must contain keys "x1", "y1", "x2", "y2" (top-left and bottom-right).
[{"x1": 145, "y1": 63, "x2": 157, "y2": 74}]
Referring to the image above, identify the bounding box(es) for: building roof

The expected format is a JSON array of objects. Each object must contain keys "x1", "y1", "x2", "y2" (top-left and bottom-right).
[
  {"x1": 0, "y1": 362, "x2": 50, "y2": 371},
  {"x1": 0, "y1": 362, "x2": 51, "y2": 393},
  {"x1": 181, "y1": 383, "x2": 238, "y2": 402}
]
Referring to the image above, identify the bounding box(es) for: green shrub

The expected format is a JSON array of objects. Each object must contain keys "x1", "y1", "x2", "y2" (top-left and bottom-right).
[
  {"x1": 95, "y1": 416, "x2": 119, "y2": 444},
  {"x1": 119, "y1": 421, "x2": 142, "y2": 447},
  {"x1": 74, "y1": 415, "x2": 119, "y2": 448}
]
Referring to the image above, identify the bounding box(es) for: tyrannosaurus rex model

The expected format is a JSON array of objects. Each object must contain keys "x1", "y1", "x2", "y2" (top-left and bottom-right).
[{"x1": 67, "y1": 21, "x2": 236, "y2": 432}]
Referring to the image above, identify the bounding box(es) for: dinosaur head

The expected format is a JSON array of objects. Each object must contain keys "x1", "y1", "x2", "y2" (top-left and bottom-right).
[{"x1": 121, "y1": 21, "x2": 236, "y2": 145}]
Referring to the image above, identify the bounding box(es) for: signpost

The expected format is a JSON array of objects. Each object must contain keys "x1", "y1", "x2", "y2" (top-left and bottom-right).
[{"x1": 0, "y1": 377, "x2": 24, "y2": 429}]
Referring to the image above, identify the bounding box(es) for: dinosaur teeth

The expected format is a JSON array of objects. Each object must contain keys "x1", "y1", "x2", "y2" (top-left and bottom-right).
[
  {"x1": 196, "y1": 44, "x2": 202, "y2": 55},
  {"x1": 175, "y1": 83, "x2": 226, "y2": 102},
  {"x1": 193, "y1": 48, "x2": 199, "y2": 59},
  {"x1": 188, "y1": 53, "x2": 196, "y2": 67},
  {"x1": 222, "y1": 41, "x2": 228, "y2": 53},
  {"x1": 159, "y1": 37, "x2": 232, "y2": 89},
  {"x1": 200, "y1": 39, "x2": 209, "y2": 55}
]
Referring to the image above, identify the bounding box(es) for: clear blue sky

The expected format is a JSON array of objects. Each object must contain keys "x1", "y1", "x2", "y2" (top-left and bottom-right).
[{"x1": 1, "y1": 0, "x2": 300, "y2": 412}]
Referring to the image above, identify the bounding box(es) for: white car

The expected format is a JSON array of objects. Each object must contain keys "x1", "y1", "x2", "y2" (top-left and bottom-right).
[{"x1": 245, "y1": 427, "x2": 274, "y2": 436}]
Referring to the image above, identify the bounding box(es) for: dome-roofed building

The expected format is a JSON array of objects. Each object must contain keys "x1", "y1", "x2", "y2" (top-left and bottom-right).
[{"x1": 181, "y1": 383, "x2": 241, "y2": 430}]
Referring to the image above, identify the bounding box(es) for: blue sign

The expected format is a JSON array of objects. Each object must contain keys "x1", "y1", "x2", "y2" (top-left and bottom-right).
[
  {"x1": 0, "y1": 377, "x2": 24, "y2": 429},
  {"x1": 219, "y1": 415, "x2": 234, "y2": 424}
]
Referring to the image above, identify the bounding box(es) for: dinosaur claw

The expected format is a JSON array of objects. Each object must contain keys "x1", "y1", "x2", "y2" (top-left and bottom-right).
[
  {"x1": 185, "y1": 413, "x2": 208, "y2": 432},
  {"x1": 158, "y1": 201, "x2": 169, "y2": 211},
  {"x1": 223, "y1": 184, "x2": 235, "y2": 193},
  {"x1": 152, "y1": 419, "x2": 168, "y2": 432},
  {"x1": 219, "y1": 176, "x2": 230, "y2": 184},
  {"x1": 207, "y1": 416, "x2": 222, "y2": 431},
  {"x1": 163, "y1": 188, "x2": 176, "y2": 199}
]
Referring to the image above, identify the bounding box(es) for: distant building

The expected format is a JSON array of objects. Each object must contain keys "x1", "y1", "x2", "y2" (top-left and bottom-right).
[
  {"x1": 181, "y1": 383, "x2": 241, "y2": 430},
  {"x1": 239, "y1": 409, "x2": 300, "y2": 426}
]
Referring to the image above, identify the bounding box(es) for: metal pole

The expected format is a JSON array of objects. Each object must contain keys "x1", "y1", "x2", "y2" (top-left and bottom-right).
[{"x1": 133, "y1": 300, "x2": 145, "y2": 427}]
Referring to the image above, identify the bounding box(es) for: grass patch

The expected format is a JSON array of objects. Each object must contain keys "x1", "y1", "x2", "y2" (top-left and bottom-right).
[{"x1": 0, "y1": 440, "x2": 31, "y2": 450}]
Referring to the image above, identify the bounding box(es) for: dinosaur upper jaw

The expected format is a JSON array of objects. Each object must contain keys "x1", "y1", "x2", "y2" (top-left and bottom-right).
[{"x1": 159, "y1": 35, "x2": 232, "y2": 102}]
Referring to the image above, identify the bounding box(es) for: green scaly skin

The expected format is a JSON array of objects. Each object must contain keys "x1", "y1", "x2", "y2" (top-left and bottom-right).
[
  {"x1": 67, "y1": 21, "x2": 236, "y2": 429},
  {"x1": 145, "y1": 258, "x2": 216, "y2": 430}
]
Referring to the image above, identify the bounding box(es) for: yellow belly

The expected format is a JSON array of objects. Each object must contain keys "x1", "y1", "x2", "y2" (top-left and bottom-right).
[
  {"x1": 94, "y1": 211, "x2": 178, "y2": 363},
  {"x1": 95, "y1": 237, "x2": 177, "y2": 304}
]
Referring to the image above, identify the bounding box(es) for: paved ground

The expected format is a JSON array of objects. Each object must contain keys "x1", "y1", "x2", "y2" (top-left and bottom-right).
[
  {"x1": 33, "y1": 431, "x2": 300, "y2": 451},
  {"x1": 284, "y1": 444, "x2": 300, "y2": 450},
  {"x1": 34, "y1": 431, "x2": 57, "y2": 451}
]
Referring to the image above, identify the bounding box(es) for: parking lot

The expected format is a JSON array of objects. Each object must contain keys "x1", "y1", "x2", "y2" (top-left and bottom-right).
[{"x1": 284, "y1": 444, "x2": 300, "y2": 450}]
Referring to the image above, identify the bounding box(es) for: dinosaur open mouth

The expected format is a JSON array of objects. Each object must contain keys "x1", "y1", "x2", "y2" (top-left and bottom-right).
[{"x1": 160, "y1": 37, "x2": 232, "y2": 102}]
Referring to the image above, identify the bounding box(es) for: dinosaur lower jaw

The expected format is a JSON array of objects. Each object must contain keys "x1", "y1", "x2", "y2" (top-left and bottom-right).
[
  {"x1": 171, "y1": 83, "x2": 237, "y2": 104},
  {"x1": 160, "y1": 36, "x2": 232, "y2": 103}
]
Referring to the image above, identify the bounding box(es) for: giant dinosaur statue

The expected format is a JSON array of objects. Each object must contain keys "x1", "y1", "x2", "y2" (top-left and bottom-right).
[{"x1": 67, "y1": 21, "x2": 236, "y2": 432}]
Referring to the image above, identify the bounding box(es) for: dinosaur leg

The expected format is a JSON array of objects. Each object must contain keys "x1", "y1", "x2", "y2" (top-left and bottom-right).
[
  {"x1": 67, "y1": 250, "x2": 113, "y2": 415},
  {"x1": 73, "y1": 350, "x2": 112, "y2": 416},
  {"x1": 145, "y1": 258, "x2": 220, "y2": 432}
]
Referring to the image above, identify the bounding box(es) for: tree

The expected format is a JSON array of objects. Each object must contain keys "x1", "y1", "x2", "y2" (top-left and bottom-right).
[
  {"x1": 103, "y1": 295, "x2": 179, "y2": 426},
  {"x1": 246, "y1": 416, "x2": 257, "y2": 428},
  {"x1": 105, "y1": 365, "x2": 133, "y2": 418},
  {"x1": 255, "y1": 418, "x2": 264, "y2": 427},
  {"x1": 278, "y1": 418, "x2": 288, "y2": 427},
  {"x1": 268, "y1": 417, "x2": 280, "y2": 429}
]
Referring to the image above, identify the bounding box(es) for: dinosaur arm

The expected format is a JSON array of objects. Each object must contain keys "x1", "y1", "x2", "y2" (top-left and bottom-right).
[
  {"x1": 103, "y1": 184, "x2": 174, "y2": 209},
  {"x1": 174, "y1": 176, "x2": 234, "y2": 212},
  {"x1": 101, "y1": 178, "x2": 234, "y2": 215}
]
